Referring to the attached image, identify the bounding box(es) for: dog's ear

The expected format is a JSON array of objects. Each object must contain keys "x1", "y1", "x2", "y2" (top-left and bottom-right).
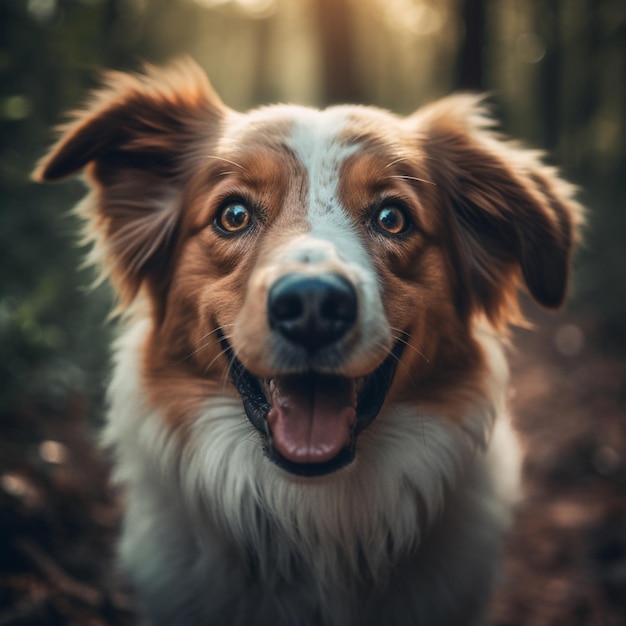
[
  {"x1": 34, "y1": 58, "x2": 228, "y2": 308},
  {"x1": 413, "y1": 95, "x2": 584, "y2": 325}
]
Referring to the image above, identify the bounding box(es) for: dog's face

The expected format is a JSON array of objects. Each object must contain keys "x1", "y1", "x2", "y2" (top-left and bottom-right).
[{"x1": 36, "y1": 61, "x2": 581, "y2": 477}]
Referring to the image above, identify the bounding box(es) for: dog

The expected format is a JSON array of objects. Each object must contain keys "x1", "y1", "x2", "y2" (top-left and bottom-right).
[{"x1": 35, "y1": 59, "x2": 583, "y2": 626}]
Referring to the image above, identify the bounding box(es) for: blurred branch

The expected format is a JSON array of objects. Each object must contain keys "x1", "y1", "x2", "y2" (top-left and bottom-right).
[{"x1": 17, "y1": 538, "x2": 103, "y2": 607}]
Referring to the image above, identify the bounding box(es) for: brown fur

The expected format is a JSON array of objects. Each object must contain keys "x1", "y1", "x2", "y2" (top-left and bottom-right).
[
  {"x1": 35, "y1": 62, "x2": 583, "y2": 432},
  {"x1": 35, "y1": 60, "x2": 584, "y2": 626}
]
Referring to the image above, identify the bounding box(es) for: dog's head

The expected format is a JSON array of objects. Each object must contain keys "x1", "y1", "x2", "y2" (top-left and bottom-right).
[{"x1": 35, "y1": 60, "x2": 582, "y2": 477}]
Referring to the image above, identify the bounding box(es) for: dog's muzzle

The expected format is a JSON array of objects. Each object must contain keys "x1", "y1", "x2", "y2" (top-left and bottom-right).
[{"x1": 225, "y1": 272, "x2": 403, "y2": 477}]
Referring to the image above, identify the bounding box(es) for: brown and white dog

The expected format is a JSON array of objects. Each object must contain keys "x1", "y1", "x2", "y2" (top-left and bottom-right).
[{"x1": 36, "y1": 60, "x2": 583, "y2": 626}]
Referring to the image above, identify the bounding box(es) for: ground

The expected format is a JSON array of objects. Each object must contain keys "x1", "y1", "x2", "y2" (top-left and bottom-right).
[{"x1": 1, "y1": 311, "x2": 625, "y2": 625}]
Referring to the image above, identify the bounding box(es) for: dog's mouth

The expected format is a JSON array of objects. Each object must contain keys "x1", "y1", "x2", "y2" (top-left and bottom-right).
[{"x1": 224, "y1": 339, "x2": 404, "y2": 477}]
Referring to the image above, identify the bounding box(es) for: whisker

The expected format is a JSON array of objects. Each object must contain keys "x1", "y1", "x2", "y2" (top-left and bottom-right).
[
  {"x1": 192, "y1": 324, "x2": 236, "y2": 349},
  {"x1": 219, "y1": 358, "x2": 235, "y2": 390},
  {"x1": 357, "y1": 335, "x2": 417, "y2": 385},
  {"x1": 371, "y1": 332, "x2": 431, "y2": 391},
  {"x1": 237, "y1": 431, "x2": 262, "y2": 448},
  {"x1": 202, "y1": 335, "x2": 236, "y2": 374},
  {"x1": 203, "y1": 355, "x2": 232, "y2": 391},
  {"x1": 388, "y1": 175, "x2": 437, "y2": 186},
  {"x1": 383, "y1": 157, "x2": 409, "y2": 169},
  {"x1": 386, "y1": 347, "x2": 416, "y2": 381},
  {"x1": 173, "y1": 325, "x2": 236, "y2": 366},
  {"x1": 389, "y1": 329, "x2": 431, "y2": 365},
  {"x1": 205, "y1": 155, "x2": 246, "y2": 170}
]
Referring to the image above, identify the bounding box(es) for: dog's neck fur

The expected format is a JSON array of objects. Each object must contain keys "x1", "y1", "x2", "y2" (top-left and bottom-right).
[{"x1": 104, "y1": 316, "x2": 519, "y2": 626}]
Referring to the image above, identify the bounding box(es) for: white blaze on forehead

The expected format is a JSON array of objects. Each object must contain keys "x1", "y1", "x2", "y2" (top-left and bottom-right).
[
  {"x1": 284, "y1": 107, "x2": 365, "y2": 260},
  {"x1": 282, "y1": 107, "x2": 392, "y2": 365},
  {"x1": 286, "y1": 108, "x2": 356, "y2": 220}
]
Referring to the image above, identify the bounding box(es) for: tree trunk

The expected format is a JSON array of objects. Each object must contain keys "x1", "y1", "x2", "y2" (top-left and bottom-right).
[
  {"x1": 456, "y1": 0, "x2": 485, "y2": 90},
  {"x1": 314, "y1": 0, "x2": 361, "y2": 105},
  {"x1": 537, "y1": 0, "x2": 561, "y2": 151}
]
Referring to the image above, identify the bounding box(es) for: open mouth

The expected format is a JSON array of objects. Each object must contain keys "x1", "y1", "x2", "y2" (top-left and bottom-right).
[{"x1": 222, "y1": 337, "x2": 404, "y2": 477}]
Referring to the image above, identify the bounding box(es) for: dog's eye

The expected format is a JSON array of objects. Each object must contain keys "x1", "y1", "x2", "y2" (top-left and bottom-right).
[
  {"x1": 216, "y1": 202, "x2": 252, "y2": 234},
  {"x1": 374, "y1": 205, "x2": 409, "y2": 235}
]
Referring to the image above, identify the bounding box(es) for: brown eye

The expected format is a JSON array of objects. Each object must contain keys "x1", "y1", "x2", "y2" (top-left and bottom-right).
[
  {"x1": 216, "y1": 202, "x2": 251, "y2": 234},
  {"x1": 375, "y1": 205, "x2": 408, "y2": 235}
]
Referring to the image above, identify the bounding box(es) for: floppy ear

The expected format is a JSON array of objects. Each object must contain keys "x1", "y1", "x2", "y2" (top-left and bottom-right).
[
  {"x1": 414, "y1": 95, "x2": 584, "y2": 324},
  {"x1": 34, "y1": 58, "x2": 228, "y2": 308}
]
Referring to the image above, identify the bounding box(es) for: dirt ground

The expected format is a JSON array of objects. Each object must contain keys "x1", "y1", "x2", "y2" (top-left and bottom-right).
[{"x1": 1, "y1": 311, "x2": 625, "y2": 626}]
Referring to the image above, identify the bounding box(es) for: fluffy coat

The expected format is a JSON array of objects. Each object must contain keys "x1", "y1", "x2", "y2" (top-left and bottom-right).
[{"x1": 35, "y1": 60, "x2": 583, "y2": 626}]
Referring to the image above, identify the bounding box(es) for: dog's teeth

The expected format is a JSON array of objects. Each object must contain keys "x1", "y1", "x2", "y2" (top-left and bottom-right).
[{"x1": 269, "y1": 379, "x2": 276, "y2": 394}]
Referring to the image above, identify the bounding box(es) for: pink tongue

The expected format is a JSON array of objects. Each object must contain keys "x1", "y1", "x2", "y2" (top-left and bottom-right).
[{"x1": 267, "y1": 374, "x2": 356, "y2": 464}]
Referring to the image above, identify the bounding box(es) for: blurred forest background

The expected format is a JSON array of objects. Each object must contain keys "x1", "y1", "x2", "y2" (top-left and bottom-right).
[{"x1": 1, "y1": 0, "x2": 625, "y2": 624}]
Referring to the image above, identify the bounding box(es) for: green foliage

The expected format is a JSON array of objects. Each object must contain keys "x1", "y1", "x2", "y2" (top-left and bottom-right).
[
  {"x1": 0, "y1": 177, "x2": 113, "y2": 418},
  {"x1": 0, "y1": 1, "x2": 118, "y2": 418}
]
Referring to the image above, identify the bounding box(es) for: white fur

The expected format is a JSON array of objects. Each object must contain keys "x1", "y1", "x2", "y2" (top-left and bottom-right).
[
  {"x1": 104, "y1": 317, "x2": 519, "y2": 626},
  {"x1": 37, "y1": 61, "x2": 578, "y2": 626},
  {"x1": 101, "y1": 108, "x2": 522, "y2": 626},
  {"x1": 282, "y1": 108, "x2": 392, "y2": 374}
]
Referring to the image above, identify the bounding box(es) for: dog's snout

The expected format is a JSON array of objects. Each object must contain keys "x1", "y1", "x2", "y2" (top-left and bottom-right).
[{"x1": 268, "y1": 273, "x2": 357, "y2": 351}]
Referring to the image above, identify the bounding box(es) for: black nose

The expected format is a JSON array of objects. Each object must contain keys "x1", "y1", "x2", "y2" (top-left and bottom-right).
[{"x1": 268, "y1": 273, "x2": 358, "y2": 351}]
